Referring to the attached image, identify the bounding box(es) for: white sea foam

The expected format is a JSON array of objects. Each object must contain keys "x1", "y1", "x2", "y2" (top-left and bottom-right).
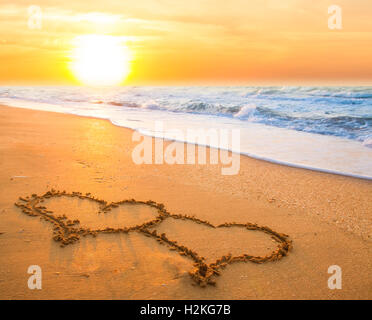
[{"x1": 234, "y1": 104, "x2": 256, "y2": 119}]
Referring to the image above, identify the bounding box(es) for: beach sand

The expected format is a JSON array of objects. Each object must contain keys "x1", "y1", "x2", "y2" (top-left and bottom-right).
[{"x1": 0, "y1": 105, "x2": 371, "y2": 299}]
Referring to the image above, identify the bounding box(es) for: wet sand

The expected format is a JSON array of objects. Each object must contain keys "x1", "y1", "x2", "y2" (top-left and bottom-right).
[{"x1": 0, "y1": 105, "x2": 371, "y2": 299}]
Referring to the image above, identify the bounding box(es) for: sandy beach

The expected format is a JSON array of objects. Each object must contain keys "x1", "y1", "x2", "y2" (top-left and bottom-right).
[{"x1": 0, "y1": 105, "x2": 371, "y2": 300}]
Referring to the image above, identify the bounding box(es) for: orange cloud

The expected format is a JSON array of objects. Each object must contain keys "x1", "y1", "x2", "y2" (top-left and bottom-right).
[{"x1": 0, "y1": 0, "x2": 372, "y2": 85}]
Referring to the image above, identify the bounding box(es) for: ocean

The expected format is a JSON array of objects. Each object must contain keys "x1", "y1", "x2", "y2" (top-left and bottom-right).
[{"x1": 1, "y1": 85, "x2": 371, "y2": 179}]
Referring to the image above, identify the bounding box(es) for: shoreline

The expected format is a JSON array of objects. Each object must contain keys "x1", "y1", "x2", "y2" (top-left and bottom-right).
[
  {"x1": 3, "y1": 103, "x2": 372, "y2": 181},
  {"x1": 0, "y1": 104, "x2": 371, "y2": 299}
]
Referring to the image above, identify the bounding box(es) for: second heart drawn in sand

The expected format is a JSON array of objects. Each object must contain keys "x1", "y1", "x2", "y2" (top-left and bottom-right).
[{"x1": 15, "y1": 190, "x2": 293, "y2": 287}]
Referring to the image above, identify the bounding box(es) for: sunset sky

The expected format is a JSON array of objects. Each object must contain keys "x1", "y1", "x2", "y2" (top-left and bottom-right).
[{"x1": 1, "y1": 0, "x2": 372, "y2": 85}]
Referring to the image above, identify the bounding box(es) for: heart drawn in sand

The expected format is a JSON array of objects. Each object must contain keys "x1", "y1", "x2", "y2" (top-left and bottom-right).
[{"x1": 15, "y1": 190, "x2": 293, "y2": 287}]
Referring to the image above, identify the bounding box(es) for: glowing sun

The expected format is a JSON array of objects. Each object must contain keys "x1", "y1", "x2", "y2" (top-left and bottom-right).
[{"x1": 70, "y1": 35, "x2": 131, "y2": 86}]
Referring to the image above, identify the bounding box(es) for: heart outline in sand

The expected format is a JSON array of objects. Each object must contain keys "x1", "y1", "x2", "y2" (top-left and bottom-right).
[{"x1": 15, "y1": 190, "x2": 293, "y2": 287}]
